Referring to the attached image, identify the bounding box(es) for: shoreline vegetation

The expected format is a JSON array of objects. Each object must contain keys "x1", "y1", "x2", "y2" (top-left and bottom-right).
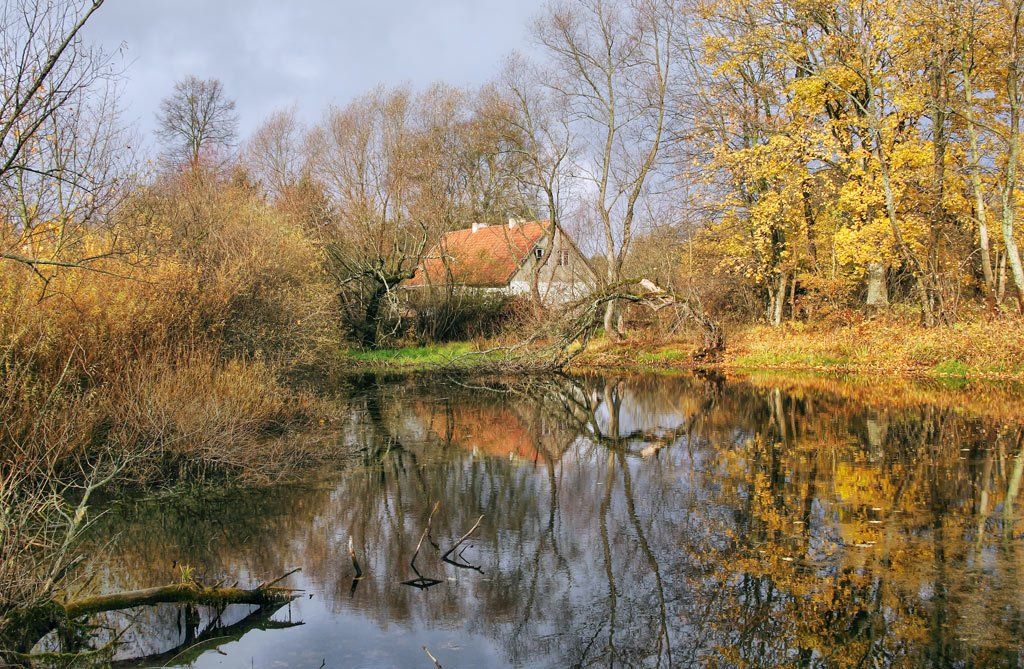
[{"x1": 339, "y1": 317, "x2": 1024, "y2": 383}]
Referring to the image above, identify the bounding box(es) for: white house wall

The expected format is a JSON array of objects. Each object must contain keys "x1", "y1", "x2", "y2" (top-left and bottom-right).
[{"x1": 509, "y1": 233, "x2": 595, "y2": 305}]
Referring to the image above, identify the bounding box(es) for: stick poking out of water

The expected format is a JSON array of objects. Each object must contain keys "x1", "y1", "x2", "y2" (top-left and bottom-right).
[
  {"x1": 423, "y1": 645, "x2": 443, "y2": 668},
  {"x1": 402, "y1": 502, "x2": 444, "y2": 589},
  {"x1": 441, "y1": 515, "x2": 484, "y2": 572},
  {"x1": 348, "y1": 536, "x2": 363, "y2": 580}
]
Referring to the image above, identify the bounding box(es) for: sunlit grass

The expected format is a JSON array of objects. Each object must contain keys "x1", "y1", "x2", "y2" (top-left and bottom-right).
[
  {"x1": 732, "y1": 351, "x2": 848, "y2": 369},
  {"x1": 343, "y1": 342, "x2": 501, "y2": 369},
  {"x1": 569, "y1": 318, "x2": 1024, "y2": 382}
]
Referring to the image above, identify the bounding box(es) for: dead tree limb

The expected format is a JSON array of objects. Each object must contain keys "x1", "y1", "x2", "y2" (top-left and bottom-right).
[
  {"x1": 63, "y1": 578, "x2": 300, "y2": 620},
  {"x1": 1, "y1": 570, "x2": 302, "y2": 657},
  {"x1": 544, "y1": 280, "x2": 724, "y2": 368},
  {"x1": 441, "y1": 515, "x2": 484, "y2": 572},
  {"x1": 402, "y1": 502, "x2": 442, "y2": 589}
]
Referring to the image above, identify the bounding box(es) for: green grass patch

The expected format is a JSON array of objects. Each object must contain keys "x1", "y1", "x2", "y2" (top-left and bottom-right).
[
  {"x1": 637, "y1": 348, "x2": 692, "y2": 365},
  {"x1": 342, "y1": 342, "x2": 499, "y2": 370},
  {"x1": 930, "y1": 359, "x2": 970, "y2": 379},
  {"x1": 732, "y1": 351, "x2": 849, "y2": 370}
]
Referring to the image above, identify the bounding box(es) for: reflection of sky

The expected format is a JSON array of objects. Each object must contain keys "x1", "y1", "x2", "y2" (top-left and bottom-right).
[
  {"x1": 199, "y1": 596, "x2": 510, "y2": 669},
  {"x1": 73, "y1": 375, "x2": 1024, "y2": 667}
]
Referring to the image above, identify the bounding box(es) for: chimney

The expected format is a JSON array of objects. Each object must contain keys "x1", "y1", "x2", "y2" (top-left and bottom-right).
[
  {"x1": 472, "y1": 221, "x2": 487, "y2": 233},
  {"x1": 508, "y1": 217, "x2": 526, "y2": 228}
]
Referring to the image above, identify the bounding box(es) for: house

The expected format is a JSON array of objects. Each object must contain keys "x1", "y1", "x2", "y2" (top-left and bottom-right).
[{"x1": 403, "y1": 218, "x2": 595, "y2": 304}]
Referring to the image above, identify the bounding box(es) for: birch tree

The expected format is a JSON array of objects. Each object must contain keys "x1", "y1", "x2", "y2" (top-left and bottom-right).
[{"x1": 534, "y1": 0, "x2": 679, "y2": 338}]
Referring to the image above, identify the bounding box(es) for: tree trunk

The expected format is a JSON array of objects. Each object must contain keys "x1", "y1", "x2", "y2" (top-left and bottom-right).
[
  {"x1": 771, "y1": 271, "x2": 787, "y2": 326},
  {"x1": 2, "y1": 577, "x2": 298, "y2": 656},
  {"x1": 360, "y1": 283, "x2": 387, "y2": 348},
  {"x1": 866, "y1": 262, "x2": 889, "y2": 307},
  {"x1": 603, "y1": 299, "x2": 619, "y2": 340},
  {"x1": 863, "y1": 43, "x2": 933, "y2": 324},
  {"x1": 801, "y1": 179, "x2": 819, "y2": 269},
  {"x1": 928, "y1": 40, "x2": 949, "y2": 322},
  {"x1": 963, "y1": 49, "x2": 996, "y2": 303},
  {"x1": 998, "y1": 250, "x2": 1008, "y2": 303},
  {"x1": 1003, "y1": 4, "x2": 1024, "y2": 310}
]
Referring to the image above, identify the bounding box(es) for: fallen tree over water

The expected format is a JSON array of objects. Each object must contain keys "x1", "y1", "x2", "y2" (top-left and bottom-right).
[
  {"x1": 406, "y1": 280, "x2": 726, "y2": 375},
  {"x1": 540, "y1": 280, "x2": 725, "y2": 369},
  {"x1": 0, "y1": 570, "x2": 301, "y2": 664}
]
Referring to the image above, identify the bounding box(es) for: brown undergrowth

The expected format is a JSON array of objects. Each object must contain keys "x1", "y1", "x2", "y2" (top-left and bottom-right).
[{"x1": 572, "y1": 315, "x2": 1024, "y2": 382}]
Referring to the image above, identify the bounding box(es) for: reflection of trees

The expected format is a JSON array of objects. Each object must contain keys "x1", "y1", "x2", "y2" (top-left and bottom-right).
[
  {"x1": 692, "y1": 388, "x2": 1024, "y2": 667},
  {"x1": 77, "y1": 374, "x2": 1024, "y2": 666}
]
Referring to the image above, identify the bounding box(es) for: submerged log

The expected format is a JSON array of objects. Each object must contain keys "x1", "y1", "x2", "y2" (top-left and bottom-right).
[
  {"x1": 64, "y1": 580, "x2": 297, "y2": 619},
  {"x1": 1, "y1": 570, "x2": 301, "y2": 659}
]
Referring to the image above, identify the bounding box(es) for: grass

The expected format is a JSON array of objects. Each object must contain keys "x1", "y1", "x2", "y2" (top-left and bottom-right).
[
  {"x1": 342, "y1": 342, "x2": 502, "y2": 370},
  {"x1": 731, "y1": 351, "x2": 848, "y2": 370},
  {"x1": 930, "y1": 359, "x2": 970, "y2": 379},
  {"x1": 339, "y1": 316, "x2": 1024, "y2": 382},
  {"x1": 636, "y1": 348, "x2": 693, "y2": 365},
  {"x1": 569, "y1": 316, "x2": 1024, "y2": 382}
]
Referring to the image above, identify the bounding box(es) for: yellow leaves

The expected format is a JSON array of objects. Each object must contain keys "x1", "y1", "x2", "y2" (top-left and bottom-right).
[
  {"x1": 786, "y1": 76, "x2": 831, "y2": 115},
  {"x1": 834, "y1": 215, "x2": 895, "y2": 269}
]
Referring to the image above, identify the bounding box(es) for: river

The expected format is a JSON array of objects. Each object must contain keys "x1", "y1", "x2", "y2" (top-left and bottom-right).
[{"x1": 60, "y1": 372, "x2": 1024, "y2": 667}]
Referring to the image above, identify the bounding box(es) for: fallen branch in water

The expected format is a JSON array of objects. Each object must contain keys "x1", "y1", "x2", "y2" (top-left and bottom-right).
[
  {"x1": 348, "y1": 536, "x2": 363, "y2": 580},
  {"x1": 64, "y1": 576, "x2": 300, "y2": 619},
  {"x1": 423, "y1": 644, "x2": 443, "y2": 668},
  {"x1": 441, "y1": 515, "x2": 484, "y2": 572},
  {"x1": 1, "y1": 569, "x2": 302, "y2": 658},
  {"x1": 403, "y1": 502, "x2": 442, "y2": 590}
]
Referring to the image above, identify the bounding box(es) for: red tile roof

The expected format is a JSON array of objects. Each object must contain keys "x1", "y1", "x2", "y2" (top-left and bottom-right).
[{"x1": 404, "y1": 220, "x2": 550, "y2": 288}]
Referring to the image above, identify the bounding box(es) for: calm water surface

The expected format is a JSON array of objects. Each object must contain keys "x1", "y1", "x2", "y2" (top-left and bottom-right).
[{"x1": 74, "y1": 373, "x2": 1024, "y2": 667}]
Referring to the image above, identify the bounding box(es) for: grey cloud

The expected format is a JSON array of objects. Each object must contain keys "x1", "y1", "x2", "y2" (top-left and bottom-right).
[{"x1": 83, "y1": 0, "x2": 545, "y2": 146}]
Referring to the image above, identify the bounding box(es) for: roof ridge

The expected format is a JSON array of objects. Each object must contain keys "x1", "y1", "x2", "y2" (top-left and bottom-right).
[{"x1": 405, "y1": 219, "x2": 551, "y2": 288}]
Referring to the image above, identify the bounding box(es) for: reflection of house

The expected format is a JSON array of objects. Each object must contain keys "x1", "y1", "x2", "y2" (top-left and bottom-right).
[
  {"x1": 403, "y1": 219, "x2": 595, "y2": 305},
  {"x1": 411, "y1": 400, "x2": 574, "y2": 463}
]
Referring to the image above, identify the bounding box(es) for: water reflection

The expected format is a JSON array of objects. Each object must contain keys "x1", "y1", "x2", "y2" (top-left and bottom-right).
[{"x1": 76, "y1": 373, "x2": 1024, "y2": 667}]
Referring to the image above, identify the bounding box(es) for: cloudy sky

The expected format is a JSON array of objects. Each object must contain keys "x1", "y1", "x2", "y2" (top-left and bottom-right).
[{"x1": 83, "y1": 0, "x2": 546, "y2": 143}]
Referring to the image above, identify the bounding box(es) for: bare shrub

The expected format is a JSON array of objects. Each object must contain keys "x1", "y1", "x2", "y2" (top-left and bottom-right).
[
  {"x1": 109, "y1": 351, "x2": 314, "y2": 483},
  {"x1": 405, "y1": 288, "x2": 515, "y2": 344}
]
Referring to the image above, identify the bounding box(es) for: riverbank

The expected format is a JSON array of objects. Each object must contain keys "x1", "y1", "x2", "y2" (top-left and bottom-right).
[
  {"x1": 339, "y1": 317, "x2": 1024, "y2": 382},
  {"x1": 577, "y1": 318, "x2": 1024, "y2": 381}
]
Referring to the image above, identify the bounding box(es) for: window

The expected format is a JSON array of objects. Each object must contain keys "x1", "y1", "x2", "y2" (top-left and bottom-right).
[
  {"x1": 534, "y1": 247, "x2": 544, "y2": 260},
  {"x1": 556, "y1": 249, "x2": 570, "y2": 266}
]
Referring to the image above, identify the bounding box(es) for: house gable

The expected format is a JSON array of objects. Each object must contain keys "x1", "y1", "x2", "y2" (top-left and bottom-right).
[{"x1": 508, "y1": 228, "x2": 597, "y2": 303}]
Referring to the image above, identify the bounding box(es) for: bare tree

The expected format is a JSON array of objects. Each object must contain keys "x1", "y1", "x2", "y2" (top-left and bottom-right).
[
  {"x1": 309, "y1": 87, "x2": 428, "y2": 346},
  {"x1": 534, "y1": 0, "x2": 679, "y2": 339},
  {"x1": 498, "y1": 53, "x2": 585, "y2": 304},
  {"x1": 0, "y1": 0, "x2": 136, "y2": 275},
  {"x1": 998, "y1": 0, "x2": 1024, "y2": 309},
  {"x1": 308, "y1": 85, "x2": 532, "y2": 346},
  {"x1": 156, "y1": 75, "x2": 239, "y2": 171},
  {"x1": 245, "y1": 104, "x2": 305, "y2": 199}
]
